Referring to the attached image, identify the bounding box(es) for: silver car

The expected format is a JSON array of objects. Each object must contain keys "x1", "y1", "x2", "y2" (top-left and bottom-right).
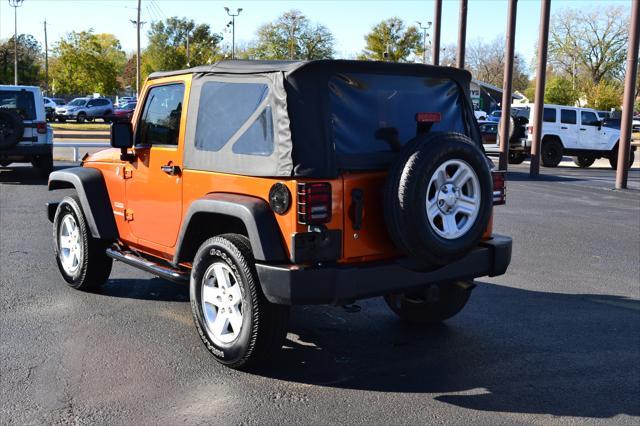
[{"x1": 55, "y1": 97, "x2": 113, "y2": 123}]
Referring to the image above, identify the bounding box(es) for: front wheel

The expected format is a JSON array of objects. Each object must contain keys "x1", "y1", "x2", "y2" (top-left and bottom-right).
[
  {"x1": 53, "y1": 196, "x2": 113, "y2": 291},
  {"x1": 609, "y1": 149, "x2": 635, "y2": 170},
  {"x1": 384, "y1": 281, "x2": 475, "y2": 325},
  {"x1": 190, "y1": 234, "x2": 289, "y2": 369},
  {"x1": 76, "y1": 113, "x2": 86, "y2": 123}
]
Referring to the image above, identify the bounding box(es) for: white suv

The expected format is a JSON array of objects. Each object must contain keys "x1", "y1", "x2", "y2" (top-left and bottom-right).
[
  {"x1": 515, "y1": 104, "x2": 634, "y2": 169},
  {"x1": 0, "y1": 85, "x2": 54, "y2": 175}
]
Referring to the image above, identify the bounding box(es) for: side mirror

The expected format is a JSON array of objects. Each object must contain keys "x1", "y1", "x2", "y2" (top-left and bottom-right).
[
  {"x1": 598, "y1": 120, "x2": 603, "y2": 130},
  {"x1": 110, "y1": 121, "x2": 135, "y2": 161}
]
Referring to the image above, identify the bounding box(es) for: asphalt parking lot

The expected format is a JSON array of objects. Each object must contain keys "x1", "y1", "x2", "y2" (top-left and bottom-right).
[{"x1": 1, "y1": 162, "x2": 639, "y2": 425}]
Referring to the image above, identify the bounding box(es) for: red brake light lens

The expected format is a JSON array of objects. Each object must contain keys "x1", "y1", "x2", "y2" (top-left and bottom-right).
[
  {"x1": 36, "y1": 122, "x2": 47, "y2": 134},
  {"x1": 492, "y1": 170, "x2": 506, "y2": 205},
  {"x1": 297, "y1": 182, "x2": 332, "y2": 225},
  {"x1": 415, "y1": 112, "x2": 442, "y2": 123}
]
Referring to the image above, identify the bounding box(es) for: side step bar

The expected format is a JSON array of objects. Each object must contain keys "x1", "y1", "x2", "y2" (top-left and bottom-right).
[{"x1": 106, "y1": 248, "x2": 189, "y2": 284}]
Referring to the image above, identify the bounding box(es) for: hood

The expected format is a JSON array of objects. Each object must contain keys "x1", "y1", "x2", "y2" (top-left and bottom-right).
[{"x1": 83, "y1": 148, "x2": 121, "y2": 163}]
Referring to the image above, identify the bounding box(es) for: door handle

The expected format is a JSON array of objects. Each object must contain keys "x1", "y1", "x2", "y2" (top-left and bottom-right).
[
  {"x1": 579, "y1": 128, "x2": 586, "y2": 131},
  {"x1": 561, "y1": 126, "x2": 568, "y2": 129},
  {"x1": 161, "y1": 164, "x2": 181, "y2": 175}
]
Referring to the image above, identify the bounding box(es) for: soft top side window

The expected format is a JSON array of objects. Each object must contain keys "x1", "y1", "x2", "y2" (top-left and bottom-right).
[{"x1": 137, "y1": 83, "x2": 185, "y2": 146}]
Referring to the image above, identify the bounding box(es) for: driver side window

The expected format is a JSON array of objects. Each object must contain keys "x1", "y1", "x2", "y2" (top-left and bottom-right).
[{"x1": 137, "y1": 83, "x2": 185, "y2": 146}]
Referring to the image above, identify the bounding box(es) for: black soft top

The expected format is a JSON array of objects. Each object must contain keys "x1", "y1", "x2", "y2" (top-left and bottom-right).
[{"x1": 157, "y1": 60, "x2": 479, "y2": 178}]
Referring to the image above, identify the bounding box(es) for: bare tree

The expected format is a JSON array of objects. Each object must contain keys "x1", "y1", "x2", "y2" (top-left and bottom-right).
[
  {"x1": 548, "y1": 6, "x2": 629, "y2": 85},
  {"x1": 465, "y1": 36, "x2": 529, "y2": 91}
]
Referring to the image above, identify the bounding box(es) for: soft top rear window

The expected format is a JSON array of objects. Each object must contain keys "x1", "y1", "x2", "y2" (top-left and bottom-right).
[
  {"x1": 0, "y1": 90, "x2": 36, "y2": 120},
  {"x1": 329, "y1": 73, "x2": 466, "y2": 160}
]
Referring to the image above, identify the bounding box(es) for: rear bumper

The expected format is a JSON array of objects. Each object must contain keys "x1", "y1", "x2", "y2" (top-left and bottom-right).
[
  {"x1": 256, "y1": 234, "x2": 512, "y2": 305},
  {"x1": 1, "y1": 143, "x2": 52, "y2": 160}
]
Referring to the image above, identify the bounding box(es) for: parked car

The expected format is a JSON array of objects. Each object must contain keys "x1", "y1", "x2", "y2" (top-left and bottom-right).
[
  {"x1": 518, "y1": 104, "x2": 634, "y2": 169},
  {"x1": 479, "y1": 115, "x2": 529, "y2": 164},
  {"x1": 487, "y1": 110, "x2": 502, "y2": 122},
  {"x1": 43, "y1": 97, "x2": 57, "y2": 122},
  {"x1": 51, "y1": 98, "x2": 66, "y2": 106},
  {"x1": 46, "y1": 60, "x2": 512, "y2": 370},
  {"x1": 116, "y1": 96, "x2": 136, "y2": 108},
  {"x1": 0, "y1": 85, "x2": 53, "y2": 175},
  {"x1": 105, "y1": 101, "x2": 137, "y2": 122},
  {"x1": 55, "y1": 97, "x2": 114, "y2": 123},
  {"x1": 474, "y1": 108, "x2": 487, "y2": 120}
]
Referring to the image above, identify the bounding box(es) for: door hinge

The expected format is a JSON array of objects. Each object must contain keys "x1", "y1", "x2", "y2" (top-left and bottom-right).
[
  {"x1": 123, "y1": 168, "x2": 133, "y2": 179},
  {"x1": 124, "y1": 209, "x2": 134, "y2": 221}
]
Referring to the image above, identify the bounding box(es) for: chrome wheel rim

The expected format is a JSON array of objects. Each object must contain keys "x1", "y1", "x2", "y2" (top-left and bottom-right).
[
  {"x1": 426, "y1": 159, "x2": 481, "y2": 240},
  {"x1": 201, "y1": 262, "x2": 243, "y2": 344},
  {"x1": 59, "y1": 213, "x2": 82, "y2": 275}
]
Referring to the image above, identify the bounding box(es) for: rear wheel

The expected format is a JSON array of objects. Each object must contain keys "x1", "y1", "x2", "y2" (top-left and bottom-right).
[
  {"x1": 190, "y1": 234, "x2": 289, "y2": 369},
  {"x1": 541, "y1": 139, "x2": 563, "y2": 167},
  {"x1": 53, "y1": 196, "x2": 112, "y2": 291},
  {"x1": 385, "y1": 281, "x2": 475, "y2": 324},
  {"x1": 572, "y1": 154, "x2": 596, "y2": 168}
]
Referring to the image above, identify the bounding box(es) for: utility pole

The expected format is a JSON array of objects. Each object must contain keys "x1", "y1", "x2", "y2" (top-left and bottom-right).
[
  {"x1": 130, "y1": 0, "x2": 145, "y2": 96},
  {"x1": 497, "y1": 0, "x2": 518, "y2": 171},
  {"x1": 136, "y1": 0, "x2": 141, "y2": 95},
  {"x1": 44, "y1": 19, "x2": 48, "y2": 94},
  {"x1": 9, "y1": 0, "x2": 24, "y2": 86},
  {"x1": 417, "y1": 21, "x2": 432, "y2": 64},
  {"x1": 225, "y1": 7, "x2": 242, "y2": 60}
]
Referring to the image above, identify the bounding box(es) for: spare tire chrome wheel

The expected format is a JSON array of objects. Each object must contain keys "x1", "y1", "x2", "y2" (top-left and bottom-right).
[
  {"x1": 426, "y1": 159, "x2": 480, "y2": 240},
  {"x1": 384, "y1": 132, "x2": 493, "y2": 266}
]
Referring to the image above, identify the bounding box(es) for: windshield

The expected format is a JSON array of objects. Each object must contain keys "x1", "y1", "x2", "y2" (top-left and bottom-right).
[
  {"x1": 0, "y1": 90, "x2": 36, "y2": 120},
  {"x1": 68, "y1": 98, "x2": 87, "y2": 107},
  {"x1": 512, "y1": 107, "x2": 531, "y2": 120},
  {"x1": 329, "y1": 73, "x2": 466, "y2": 157}
]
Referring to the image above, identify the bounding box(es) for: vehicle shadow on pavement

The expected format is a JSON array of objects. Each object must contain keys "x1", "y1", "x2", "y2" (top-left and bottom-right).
[
  {"x1": 0, "y1": 164, "x2": 62, "y2": 186},
  {"x1": 506, "y1": 170, "x2": 581, "y2": 182},
  {"x1": 258, "y1": 282, "x2": 639, "y2": 419},
  {"x1": 99, "y1": 278, "x2": 189, "y2": 302}
]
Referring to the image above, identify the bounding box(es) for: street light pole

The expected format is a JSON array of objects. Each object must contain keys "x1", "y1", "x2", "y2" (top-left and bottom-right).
[
  {"x1": 224, "y1": 7, "x2": 243, "y2": 60},
  {"x1": 417, "y1": 21, "x2": 432, "y2": 64},
  {"x1": 8, "y1": 0, "x2": 24, "y2": 86}
]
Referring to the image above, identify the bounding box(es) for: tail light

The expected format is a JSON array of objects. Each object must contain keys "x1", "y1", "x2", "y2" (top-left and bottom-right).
[
  {"x1": 297, "y1": 182, "x2": 332, "y2": 225},
  {"x1": 492, "y1": 170, "x2": 506, "y2": 205},
  {"x1": 36, "y1": 122, "x2": 47, "y2": 134}
]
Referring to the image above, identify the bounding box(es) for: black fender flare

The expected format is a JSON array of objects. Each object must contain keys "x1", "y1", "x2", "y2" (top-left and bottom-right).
[
  {"x1": 173, "y1": 193, "x2": 287, "y2": 264},
  {"x1": 48, "y1": 167, "x2": 118, "y2": 240}
]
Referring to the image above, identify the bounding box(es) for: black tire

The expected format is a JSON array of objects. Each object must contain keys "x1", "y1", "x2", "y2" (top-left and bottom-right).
[
  {"x1": 384, "y1": 281, "x2": 475, "y2": 324},
  {"x1": 572, "y1": 154, "x2": 596, "y2": 168},
  {"x1": 32, "y1": 154, "x2": 53, "y2": 177},
  {"x1": 384, "y1": 132, "x2": 493, "y2": 266},
  {"x1": 541, "y1": 138, "x2": 563, "y2": 167},
  {"x1": 508, "y1": 151, "x2": 526, "y2": 164},
  {"x1": 76, "y1": 113, "x2": 86, "y2": 123},
  {"x1": 57, "y1": 117, "x2": 66, "y2": 123},
  {"x1": 190, "y1": 234, "x2": 290, "y2": 369},
  {"x1": 86, "y1": 117, "x2": 94, "y2": 123},
  {"x1": 609, "y1": 147, "x2": 635, "y2": 170},
  {"x1": 0, "y1": 109, "x2": 24, "y2": 149},
  {"x1": 53, "y1": 196, "x2": 112, "y2": 291}
]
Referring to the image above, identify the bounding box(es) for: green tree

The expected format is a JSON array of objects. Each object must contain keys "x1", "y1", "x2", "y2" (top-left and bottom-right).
[
  {"x1": 0, "y1": 35, "x2": 43, "y2": 86},
  {"x1": 142, "y1": 17, "x2": 223, "y2": 80},
  {"x1": 248, "y1": 10, "x2": 334, "y2": 60},
  {"x1": 584, "y1": 80, "x2": 622, "y2": 111},
  {"x1": 359, "y1": 17, "x2": 421, "y2": 62},
  {"x1": 50, "y1": 30, "x2": 125, "y2": 95},
  {"x1": 544, "y1": 75, "x2": 579, "y2": 106}
]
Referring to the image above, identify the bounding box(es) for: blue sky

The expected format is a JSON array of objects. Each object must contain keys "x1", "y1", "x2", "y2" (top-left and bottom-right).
[{"x1": 0, "y1": 0, "x2": 631, "y2": 70}]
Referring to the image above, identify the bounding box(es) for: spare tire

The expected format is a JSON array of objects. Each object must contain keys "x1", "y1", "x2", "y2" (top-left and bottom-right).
[
  {"x1": 384, "y1": 132, "x2": 493, "y2": 266},
  {"x1": 0, "y1": 109, "x2": 24, "y2": 149}
]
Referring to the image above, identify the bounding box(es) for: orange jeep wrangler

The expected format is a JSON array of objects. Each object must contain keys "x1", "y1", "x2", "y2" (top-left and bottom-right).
[{"x1": 47, "y1": 60, "x2": 511, "y2": 369}]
